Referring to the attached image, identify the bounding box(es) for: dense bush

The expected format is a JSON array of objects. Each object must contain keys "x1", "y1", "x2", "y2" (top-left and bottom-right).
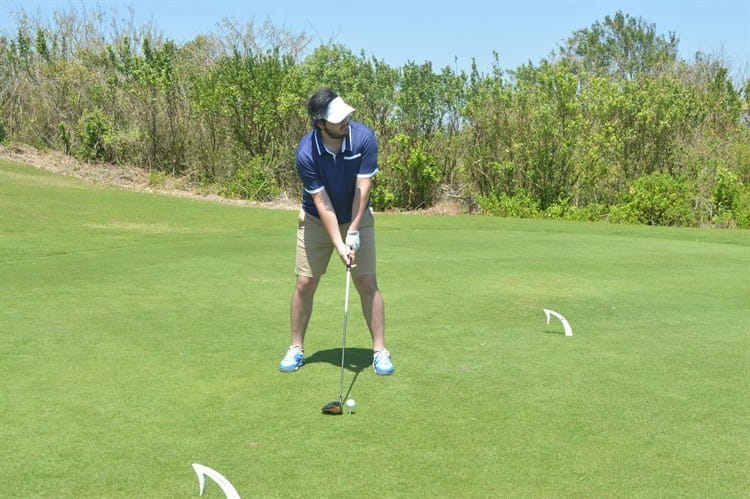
[
  {"x1": 477, "y1": 190, "x2": 541, "y2": 219},
  {"x1": 620, "y1": 173, "x2": 695, "y2": 226},
  {"x1": 221, "y1": 154, "x2": 281, "y2": 201},
  {"x1": 0, "y1": 8, "x2": 747, "y2": 228},
  {"x1": 77, "y1": 109, "x2": 112, "y2": 162},
  {"x1": 376, "y1": 134, "x2": 441, "y2": 210}
]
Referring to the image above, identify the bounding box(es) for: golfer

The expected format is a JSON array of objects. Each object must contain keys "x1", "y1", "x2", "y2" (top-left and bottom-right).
[{"x1": 279, "y1": 88, "x2": 394, "y2": 376}]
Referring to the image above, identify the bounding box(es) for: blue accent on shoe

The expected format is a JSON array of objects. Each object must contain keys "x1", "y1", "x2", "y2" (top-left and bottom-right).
[
  {"x1": 280, "y1": 346, "x2": 304, "y2": 372},
  {"x1": 373, "y1": 349, "x2": 394, "y2": 375}
]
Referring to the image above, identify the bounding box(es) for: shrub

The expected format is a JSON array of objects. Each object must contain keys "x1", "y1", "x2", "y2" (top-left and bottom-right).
[
  {"x1": 370, "y1": 181, "x2": 396, "y2": 211},
  {"x1": 0, "y1": 117, "x2": 7, "y2": 145},
  {"x1": 734, "y1": 187, "x2": 750, "y2": 229},
  {"x1": 606, "y1": 203, "x2": 633, "y2": 224},
  {"x1": 623, "y1": 173, "x2": 695, "y2": 226},
  {"x1": 712, "y1": 166, "x2": 741, "y2": 214},
  {"x1": 477, "y1": 190, "x2": 541, "y2": 218},
  {"x1": 77, "y1": 110, "x2": 112, "y2": 162},
  {"x1": 544, "y1": 200, "x2": 609, "y2": 222},
  {"x1": 381, "y1": 134, "x2": 440, "y2": 210},
  {"x1": 148, "y1": 170, "x2": 169, "y2": 188},
  {"x1": 221, "y1": 154, "x2": 280, "y2": 201}
]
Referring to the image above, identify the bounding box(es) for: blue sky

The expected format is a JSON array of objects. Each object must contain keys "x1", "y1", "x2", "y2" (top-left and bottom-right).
[{"x1": 3, "y1": 0, "x2": 748, "y2": 79}]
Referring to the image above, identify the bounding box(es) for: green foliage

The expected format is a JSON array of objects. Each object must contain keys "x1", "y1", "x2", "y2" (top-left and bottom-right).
[
  {"x1": 379, "y1": 134, "x2": 440, "y2": 210},
  {"x1": 477, "y1": 190, "x2": 541, "y2": 218},
  {"x1": 0, "y1": 8, "x2": 747, "y2": 229},
  {"x1": 734, "y1": 187, "x2": 750, "y2": 229},
  {"x1": 621, "y1": 172, "x2": 695, "y2": 226},
  {"x1": 513, "y1": 60, "x2": 582, "y2": 209},
  {"x1": 370, "y1": 181, "x2": 396, "y2": 211},
  {"x1": 105, "y1": 36, "x2": 188, "y2": 172},
  {"x1": 0, "y1": 115, "x2": 6, "y2": 144},
  {"x1": 349, "y1": 54, "x2": 400, "y2": 140},
  {"x1": 463, "y1": 66, "x2": 515, "y2": 197},
  {"x1": 560, "y1": 10, "x2": 679, "y2": 79},
  {"x1": 212, "y1": 50, "x2": 298, "y2": 155},
  {"x1": 188, "y1": 45, "x2": 304, "y2": 185},
  {"x1": 221, "y1": 154, "x2": 280, "y2": 201},
  {"x1": 712, "y1": 166, "x2": 742, "y2": 214},
  {"x1": 397, "y1": 62, "x2": 467, "y2": 138},
  {"x1": 297, "y1": 45, "x2": 400, "y2": 140},
  {"x1": 544, "y1": 200, "x2": 609, "y2": 222},
  {"x1": 147, "y1": 169, "x2": 169, "y2": 188},
  {"x1": 297, "y1": 44, "x2": 362, "y2": 97},
  {"x1": 77, "y1": 109, "x2": 111, "y2": 161}
]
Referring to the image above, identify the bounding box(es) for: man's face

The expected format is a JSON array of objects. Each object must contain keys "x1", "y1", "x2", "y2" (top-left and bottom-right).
[{"x1": 320, "y1": 117, "x2": 350, "y2": 140}]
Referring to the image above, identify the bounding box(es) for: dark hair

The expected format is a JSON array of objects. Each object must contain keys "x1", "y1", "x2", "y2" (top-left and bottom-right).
[{"x1": 308, "y1": 88, "x2": 338, "y2": 125}]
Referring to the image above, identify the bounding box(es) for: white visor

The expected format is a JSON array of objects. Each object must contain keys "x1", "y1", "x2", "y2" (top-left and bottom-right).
[{"x1": 324, "y1": 97, "x2": 355, "y2": 123}]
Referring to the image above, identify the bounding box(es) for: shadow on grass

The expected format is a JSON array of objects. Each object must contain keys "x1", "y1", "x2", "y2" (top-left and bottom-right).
[
  {"x1": 307, "y1": 348, "x2": 372, "y2": 407},
  {"x1": 543, "y1": 329, "x2": 568, "y2": 335},
  {"x1": 305, "y1": 347, "x2": 372, "y2": 373}
]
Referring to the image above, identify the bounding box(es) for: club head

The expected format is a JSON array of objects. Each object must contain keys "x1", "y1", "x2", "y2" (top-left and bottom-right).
[{"x1": 321, "y1": 401, "x2": 342, "y2": 415}]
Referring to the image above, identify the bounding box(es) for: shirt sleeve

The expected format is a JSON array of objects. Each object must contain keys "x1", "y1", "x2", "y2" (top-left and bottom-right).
[
  {"x1": 357, "y1": 126, "x2": 379, "y2": 178},
  {"x1": 296, "y1": 134, "x2": 325, "y2": 194}
]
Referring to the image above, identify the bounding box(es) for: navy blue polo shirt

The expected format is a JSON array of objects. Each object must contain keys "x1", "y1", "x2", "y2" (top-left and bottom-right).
[{"x1": 296, "y1": 121, "x2": 379, "y2": 223}]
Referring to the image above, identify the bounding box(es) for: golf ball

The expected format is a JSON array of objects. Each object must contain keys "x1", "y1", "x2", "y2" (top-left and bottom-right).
[{"x1": 346, "y1": 398, "x2": 355, "y2": 408}]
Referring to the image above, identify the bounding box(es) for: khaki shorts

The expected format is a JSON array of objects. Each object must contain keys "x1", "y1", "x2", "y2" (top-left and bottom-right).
[{"x1": 296, "y1": 209, "x2": 376, "y2": 277}]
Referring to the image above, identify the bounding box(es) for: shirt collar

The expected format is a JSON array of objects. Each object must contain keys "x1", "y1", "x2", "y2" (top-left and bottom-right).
[{"x1": 313, "y1": 125, "x2": 352, "y2": 156}]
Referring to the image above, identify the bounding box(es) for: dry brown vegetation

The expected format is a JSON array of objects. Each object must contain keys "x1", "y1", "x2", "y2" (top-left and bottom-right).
[
  {"x1": 0, "y1": 144, "x2": 474, "y2": 215},
  {"x1": 0, "y1": 143, "x2": 297, "y2": 210}
]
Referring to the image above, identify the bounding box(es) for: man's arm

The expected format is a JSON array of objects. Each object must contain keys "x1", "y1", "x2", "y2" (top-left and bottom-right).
[
  {"x1": 312, "y1": 189, "x2": 350, "y2": 264},
  {"x1": 348, "y1": 176, "x2": 372, "y2": 233}
]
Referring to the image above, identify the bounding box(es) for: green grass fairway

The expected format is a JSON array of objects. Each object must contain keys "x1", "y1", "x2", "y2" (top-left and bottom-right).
[{"x1": 2, "y1": 160, "x2": 749, "y2": 498}]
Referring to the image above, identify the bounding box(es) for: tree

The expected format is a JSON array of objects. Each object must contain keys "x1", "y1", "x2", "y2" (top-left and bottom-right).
[{"x1": 559, "y1": 10, "x2": 678, "y2": 80}]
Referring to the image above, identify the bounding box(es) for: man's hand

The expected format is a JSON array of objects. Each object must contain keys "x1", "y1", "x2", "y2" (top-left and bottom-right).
[
  {"x1": 336, "y1": 243, "x2": 354, "y2": 267},
  {"x1": 345, "y1": 230, "x2": 360, "y2": 250}
]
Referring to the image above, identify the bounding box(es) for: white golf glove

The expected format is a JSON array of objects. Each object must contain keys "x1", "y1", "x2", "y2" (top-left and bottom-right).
[{"x1": 345, "y1": 230, "x2": 360, "y2": 250}]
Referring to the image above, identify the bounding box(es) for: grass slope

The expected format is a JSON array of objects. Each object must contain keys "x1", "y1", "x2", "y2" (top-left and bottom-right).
[{"x1": 2, "y1": 160, "x2": 748, "y2": 497}]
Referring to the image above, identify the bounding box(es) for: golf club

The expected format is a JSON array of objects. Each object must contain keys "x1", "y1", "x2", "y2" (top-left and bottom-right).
[{"x1": 322, "y1": 260, "x2": 352, "y2": 415}]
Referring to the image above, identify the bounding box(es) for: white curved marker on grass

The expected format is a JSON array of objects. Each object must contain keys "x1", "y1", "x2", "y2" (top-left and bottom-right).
[
  {"x1": 192, "y1": 463, "x2": 240, "y2": 499},
  {"x1": 543, "y1": 309, "x2": 573, "y2": 337}
]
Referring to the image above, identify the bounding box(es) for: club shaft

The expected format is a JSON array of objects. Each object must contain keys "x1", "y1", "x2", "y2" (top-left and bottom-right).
[{"x1": 338, "y1": 265, "x2": 351, "y2": 404}]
